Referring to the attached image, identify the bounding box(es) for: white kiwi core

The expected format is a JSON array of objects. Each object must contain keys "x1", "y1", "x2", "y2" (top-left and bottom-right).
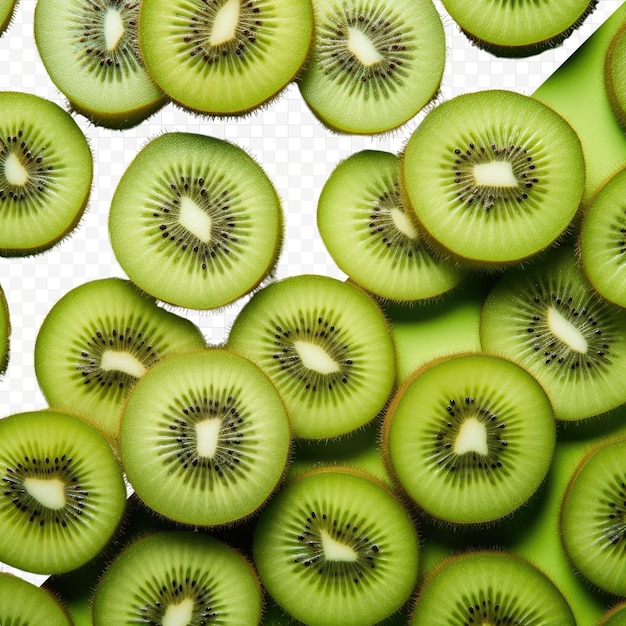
[
  {"x1": 210, "y1": 0, "x2": 240, "y2": 46},
  {"x1": 547, "y1": 307, "x2": 588, "y2": 353},
  {"x1": 4, "y1": 153, "x2": 28, "y2": 186},
  {"x1": 24, "y1": 477, "x2": 66, "y2": 510},
  {"x1": 294, "y1": 341, "x2": 340, "y2": 374},
  {"x1": 347, "y1": 26, "x2": 383, "y2": 67},
  {"x1": 162, "y1": 598, "x2": 194, "y2": 626},
  {"x1": 453, "y1": 417, "x2": 488, "y2": 456},
  {"x1": 195, "y1": 418, "x2": 222, "y2": 459},
  {"x1": 104, "y1": 8, "x2": 125, "y2": 52},
  {"x1": 320, "y1": 529, "x2": 358, "y2": 562},
  {"x1": 472, "y1": 161, "x2": 518, "y2": 188},
  {"x1": 390, "y1": 208, "x2": 418, "y2": 239},
  {"x1": 100, "y1": 350, "x2": 148, "y2": 378},
  {"x1": 179, "y1": 196, "x2": 213, "y2": 243}
]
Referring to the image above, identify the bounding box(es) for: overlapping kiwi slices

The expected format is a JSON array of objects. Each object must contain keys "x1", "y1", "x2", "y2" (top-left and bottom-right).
[
  {"x1": 481, "y1": 246, "x2": 626, "y2": 421},
  {"x1": 92, "y1": 531, "x2": 263, "y2": 625},
  {"x1": 0, "y1": 91, "x2": 92, "y2": 256},
  {"x1": 0, "y1": 284, "x2": 9, "y2": 376},
  {"x1": 298, "y1": 0, "x2": 445, "y2": 134},
  {"x1": 253, "y1": 467, "x2": 419, "y2": 626},
  {"x1": 606, "y1": 22, "x2": 626, "y2": 129},
  {"x1": 138, "y1": 0, "x2": 313, "y2": 115},
  {"x1": 227, "y1": 274, "x2": 396, "y2": 439},
  {"x1": 34, "y1": 277, "x2": 207, "y2": 441},
  {"x1": 0, "y1": 410, "x2": 127, "y2": 574},
  {"x1": 317, "y1": 150, "x2": 466, "y2": 303},
  {"x1": 383, "y1": 353, "x2": 555, "y2": 525},
  {"x1": 109, "y1": 132, "x2": 283, "y2": 309},
  {"x1": 402, "y1": 90, "x2": 585, "y2": 268},
  {"x1": 410, "y1": 550, "x2": 576, "y2": 624}
]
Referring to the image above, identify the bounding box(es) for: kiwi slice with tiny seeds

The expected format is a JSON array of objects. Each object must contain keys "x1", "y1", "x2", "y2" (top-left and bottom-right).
[
  {"x1": 0, "y1": 91, "x2": 93, "y2": 256},
  {"x1": 0, "y1": 0, "x2": 18, "y2": 35},
  {"x1": 109, "y1": 131, "x2": 283, "y2": 310},
  {"x1": 402, "y1": 89, "x2": 585, "y2": 268},
  {"x1": 34, "y1": 277, "x2": 207, "y2": 442},
  {"x1": 605, "y1": 22, "x2": 626, "y2": 129},
  {"x1": 253, "y1": 466, "x2": 419, "y2": 626},
  {"x1": 0, "y1": 283, "x2": 10, "y2": 376},
  {"x1": 298, "y1": 0, "x2": 445, "y2": 134},
  {"x1": 0, "y1": 409, "x2": 127, "y2": 575}
]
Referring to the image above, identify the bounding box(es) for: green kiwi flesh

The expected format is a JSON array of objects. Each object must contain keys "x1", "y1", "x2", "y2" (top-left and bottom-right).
[
  {"x1": 227, "y1": 274, "x2": 396, "y2": 439},
  {"x1": 383, "y1": 353, "x2": 555, "y2": 525},
  {"x1": 298, "y1": 0, "x2": 445, "y2": 134},
  {"x1": 0, "y1": 0, "x2": 18, "y2": 35},
  {"x1": 410, "y1": 550, "x2": 576, "y2": 624},
  {"x1": 0, "y1": 91, "x2": 92, "y2": 256},
  {"x1": 480, "y1": 246, "x2": 626, "y2": 421},
  {"x1": 108, "y1": 132, "x2": 283, "y2": 309},
  {"x1": 605, "y1": 21, "x2": 626, "y2": 129},
  {"x1": 34, "y1": 277, "x2": 207, "y2": 441},
  {"x1": 92, "y1": 530, "x2": 263, "y2": 625},
  {"x1": 402, "y1": 89, "x2": 585, "y2": 267},
  {"x1": 0, "y1": 283, "x2": 9, "y2": 376},
  {"x1": 253, "y1": 467, "x2": 419, "y2": 626},
  {"x1": 138, "y1": 0, "x2": 314, "y2": 115},
  {"x1": 317, "y1": 150, "x2": 466, "y2": 303},
  {"x1": 0, "y1": 410, "x2": 127, "y2": 574},
  {"x1": 599, "y1": 602, "x2": 626, "y2": 626}
]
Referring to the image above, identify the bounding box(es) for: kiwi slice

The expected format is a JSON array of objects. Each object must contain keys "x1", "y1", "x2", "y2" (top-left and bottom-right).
[
  {"x1": 383, "y1": 353, "x2": 555, "y2": 525},
  {"x1": 109, "y1": 132, "x2": 283, "y2": 310},
  {"x1": 0, "y1": 0, "x2": 18, "y2": 35},
  {"x1": 606, "y1": 22, "x2": 626, "y2": 129},
  {"x1": 401, "y1": 89, "x2": 585, "y2": 267},
  {"x1": 599, "y1": 602, "x2": 626, "y2": 626},
  {"x1": 138, "y1": 0, "x2": 313, "y2": 115},
  {"x1": 480, "y1": 246, "x2": 626, "y2": 422},
  {"x1": 253, "y1": 467, "x2": 419, "y2": 626},
  {"x1": 120, "y1": 348, "x2": 291, "y2": 526},
  {"x1": 227, "y1": 274, "x2": 396, "y2": 439},
  {"x1": 34, "y1": 277, "x2": 207, "y2": 441},
  {"x1": 297, "y1": 0, "x2": 445, "y2": 134},
  {"x1": 0, "y1": 283, "x2": 9, "y2": 376},
  {"x1": 440, "y1": 0, "x2": 598, "y2": 58},
  {"x1": 0, "y1": 409, "x2": 127, "y2": 574},
  {"x1": 0, "y1": 91, "x2": 92, "y2": 256},
  {"x1": 317, "y1": 150, "x2": 466, "y2": 303},
  {"x1": 92, "y1": 530, "x2": 263, "y2": 625},
  {"x1": 409, "y1": 550, "x2": 576, "y2": 624}
]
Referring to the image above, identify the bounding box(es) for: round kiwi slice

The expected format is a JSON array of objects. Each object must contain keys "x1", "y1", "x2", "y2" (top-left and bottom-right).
[
  {"x1": 0, "y1": 283, "x2": 10, "y2": 376},
  {"x1": 253, "y1": 467, "x2": 419, "y2": 626},
  {"x1": 409, "y1": 550, "x2": 576, "y2": 624},
  {"x1": 120, "y1": 348, "x2": 291, "y2": 526},
  {"x1": 0, "y1": 91, "x2": 92, "y2": 256},
  {"x1": 317, "y1": 150, "x2": 466, "y2": 303},
  {"x1": 138, "y1": 0, "x2": 313, "y2": 115},
  {"x1": 0, "y1": 0, "x2": 18, "y2": 35},
  {"x1": 92, "y1": 530, "x2": 263, "y2": 625},
  {"x1": 401, "y1": 89, "x2": 585, "y2": 267},
  {"x1": 227, "y1": 274, "x2": 396, "y2": 439},
  {"x1": 0, "y1": 572, "x2": 73, "y2": 625},
  {"x1": 440, "y1": 0, "x2": 598, "y2": 58},
  {"x1": 383, "y1": 353, "x2": 555, "y2": 525},
  {"x1": 34, "y1": 0, "x2": 167, "y2": 129},
  {"x1": 108, "y1": 132, "x2": 283, "y2": 310},
  {"x1": 0, "y1": 409, "x2": 127, "y2": 575},
  {"x1": 34, "y1": 277, "x2": 207, "y2": 441},
  {"x1": 480, "y1": 246, "x2": 626, "y2": 421},
  {"x1": 599, "y1": 602, "x2": 626, "y2": 626},
  {"x1": 606, "y1": 22, "x2": 626, "y2": 129},
  {"x1": 560, "y1": 437, "x2": 626, "y2": 597}
]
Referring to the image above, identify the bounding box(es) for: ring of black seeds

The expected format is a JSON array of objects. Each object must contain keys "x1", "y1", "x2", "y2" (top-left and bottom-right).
[{"x1": 602, "y1": 477, "x2": 626, "y2": 547}]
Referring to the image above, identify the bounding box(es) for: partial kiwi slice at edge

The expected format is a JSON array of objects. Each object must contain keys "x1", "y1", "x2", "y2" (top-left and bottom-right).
[
  {"x1": 0, "y1": 0, "x2": 18, "y2": 35},
  {"x1": 0, "y1": 283, "x2": 10, "y2": 376}
]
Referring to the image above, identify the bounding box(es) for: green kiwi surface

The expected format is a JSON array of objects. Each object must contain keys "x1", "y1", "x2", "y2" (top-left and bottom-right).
[
  {"x1": 138, "y1": 0, "x2": 313, "y2": 115},
  {"x1": 34, "y1": 277, "x2": 207, "y2": 441},
  {"x1": 0, "y1": 0, "x2": 17, "y2": 35},
  {"x1": 605, "y1": 22, "x2": 626, "y2": 129},
  {"x1": 92, "y1": 530, "x2": 263, "y2": 625},
  {"x1": 109, "y1": 132, "x2": 283, "y2": 309},
  {"x1": 298, "y1": 0, "x2": 445, "y2": 134},
  {"x1": 402, "y1": 89, "x2": 585, "y2": 267},
  {"x1": 227, "y1": 274, "x2": 396, "y2": 439},
  {"x1": 0, "y1": 283, "x2": 9, "y2": 376},
  {"x1": 0, "y1": 409, "x2": 127, "y2": 574},
  {"x1": 480, "y1": 246, "x2": 626, "y2": 421},
  {"x1": 0, "y1": 91, "x2": 92, "y2": 256},
  {"x1": 599, "y1": 602, "x2": 626, "y2": 626},
  {"x1": 34, "y1": 0, "x2": 167, "y2": 129},
  {"x1": 253, "y1": 466, "x2": 419, "y2": 626}
]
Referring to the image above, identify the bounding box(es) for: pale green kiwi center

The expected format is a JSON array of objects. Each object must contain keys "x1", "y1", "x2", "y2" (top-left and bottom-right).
[
  {"x1": 162, "y1": 598, "x2": 194, "y2": 626},
  {"x1": 23, "y1": 477, "x2": 66, "y2": 510},
  {"x1": 179, "y1": 196, "x2": 213, "y2": 243},
  {"x1": 294, "y1": 340, "x2": 341, "y2": 374},
  {"x1": 453, "y1": 417, "x2": 488, "y2": 456},
  {"x1": 100, "y1": 349, "x2": 148, "y2": 378},
  {"x1": 104, "y1": 7, "x2": 125, "y2": 52},
  {"x1": 4, "y1": 152, "x2": 28, "y2": 186},
  {"x1": 390, "y1": 207, "x2": 418, "y2": 239},
  {"x1": 547, "y1": 307, "x2": 588, "y2": 353},
  {"x1": 320, "y1": 529, "x2": 358, "y2": 562},
  {"x1": 473, "y1": 161, "x2": 518, "y2": 188},
  {"x1": 195, "y1": 417, "x2": 222, "y2": 458},
  {"x1": 209, "y1": 0, "x2": 240, "y2": 46},
  {"x1": 347, "y1": 26, "x2": 383, "y2": 67}
]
